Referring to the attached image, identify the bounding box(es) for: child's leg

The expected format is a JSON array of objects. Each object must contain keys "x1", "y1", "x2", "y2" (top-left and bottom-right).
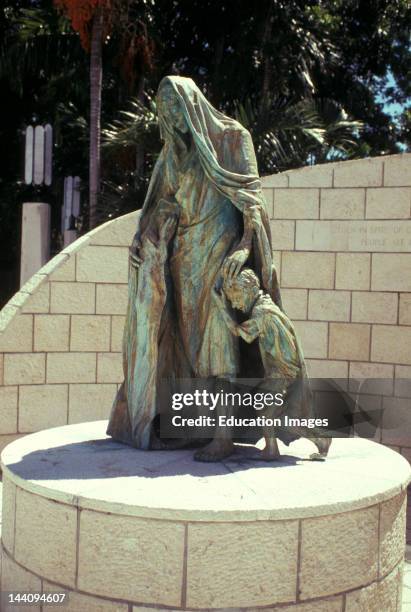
[
  {"x1": 250, "y1": 380, "x2": 285, "y2": 461},
  {"x1": 309, "y1": 436, "x2": 332, "y2": 460}
]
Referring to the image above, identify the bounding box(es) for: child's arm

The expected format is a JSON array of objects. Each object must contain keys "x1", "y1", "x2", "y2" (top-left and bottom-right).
[
  {"x1": 237, "y1": 319, "x2": 260, "y2": 343},
  {"x1": 212, "y1": 289, "x2": 260, "y2": 343},
  {"x1": 211, "y1": 289, "x2": 240, "y2": 336}
]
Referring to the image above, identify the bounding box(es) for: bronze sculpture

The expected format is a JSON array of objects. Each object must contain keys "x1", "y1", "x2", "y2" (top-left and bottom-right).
[
  {"x1": 213, "y1": 268, "x2": 331, "y2": 460},
  {"x1": 107, "y1": 75, "x2": 329, "y2": 461}
]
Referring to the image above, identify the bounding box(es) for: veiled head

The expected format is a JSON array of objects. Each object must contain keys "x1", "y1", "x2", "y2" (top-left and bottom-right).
[{"x1": 157, "y1": 81, "x2": 189, "y2": 134}]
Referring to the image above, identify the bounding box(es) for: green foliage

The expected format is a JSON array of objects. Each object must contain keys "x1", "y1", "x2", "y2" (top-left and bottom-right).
[{"x1": 0, "y1": 0, "x2": 410, "y2": 303}]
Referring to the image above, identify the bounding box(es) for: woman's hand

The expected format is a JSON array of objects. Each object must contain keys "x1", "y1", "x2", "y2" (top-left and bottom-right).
[
  {"x1": 129, "y1": 233, "x2": 143, "y2": 269},
  {"x1": 248, "y1": 205, "x2": 263, "y2": 232},
  {"x1": 222, "y1": 246, "x2": 250, "y2": 280}
]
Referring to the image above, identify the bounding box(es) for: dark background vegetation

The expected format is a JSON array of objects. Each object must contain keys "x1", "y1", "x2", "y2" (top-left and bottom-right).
[{"x1": 1, "y1": 0, "x2": 410, "y2": 306}]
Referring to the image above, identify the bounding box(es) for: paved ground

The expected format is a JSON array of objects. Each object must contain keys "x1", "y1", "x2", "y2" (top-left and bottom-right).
[{"x1": 0, "y1": 481, "x2": 410, "y2": 608}]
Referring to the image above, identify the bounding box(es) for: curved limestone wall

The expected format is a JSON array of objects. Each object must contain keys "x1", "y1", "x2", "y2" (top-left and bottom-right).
[{"x1": 0, "y1": 152, "x2": 410, "y2": 460}]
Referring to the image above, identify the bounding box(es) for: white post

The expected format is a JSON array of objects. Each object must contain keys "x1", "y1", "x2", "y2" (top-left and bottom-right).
[
  {"x1": 20, "y1": 202, "x2": 51, "y2": 286},
  {"x1": 63, "y1": 229, "x2": 77, "y2": 247}
]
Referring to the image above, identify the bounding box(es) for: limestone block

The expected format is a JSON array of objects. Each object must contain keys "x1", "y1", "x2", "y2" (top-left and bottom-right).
[
  {"x1": 351, "y1": 292, "x2": 398, "y2": 324},
  {"x1": 281, "y1": 252, "x2": 335, "y2": 289},
  {"x1": 274, "y1": 189, "x2": 319, "y2": 219},
  {"x1": 320, "y1": 188, "x2": 365, "y2": 219},
  {"x1": 20, "y1": 271, "x2": 48, "y2": 296},
  {"x1": 380, "y1": 492, "x2": 407, "y2": 576},
  {"x1": 384, "y1": 155, "x2": 411, "y2": 186},
  {"x1": 305, "y1": 359, "x2": 348, "y2": 379},
  {"x1": 50, "y1": 282, "x2": 95, "y2": 314},
  {"x1": 336, "y1": 253, "x2": 370, "y2": 290},
  {"x1": 48, "y1": 255, "x2": 75, "y2": 282},
  {"x1": 308, "y1": 290, "x2": 350, "y2": 322},
  {"x1": 291, "y1": 321, "x2": 328, "y2": 359},
  {"x1": 371, "y1": 325, "x2": 411, "y2": 365},
  {"x1": 68, "y1": 383, "x2": 116, "y2": 423},
  {"x1": 133, "y1": 608, "x2": 181, "y2": 612},
  {"x1": 1, "y1": 549, "x2": 42, "y2": 598},
  {"x1": 381, "y1": 397, "x2": 411, "y2": 447},
  {"x1": 14, "y1": 487, "x2": 77, "y2": 587},
  {"x1": 0, "y1": 434, "x2": 23, "y2": 456},
  {"x1": 272, "y1": 250, "x2": 282, "y2": 281},
  {"x1": 70, "y1": 315, "x2": 111, "y2": 352},
  {"x1": 349, "y1": 362, "x2": 394, "y2": 392},
  {"x1": 42, "y1": 582, "x2": 128, "y2": 612},
  {"x1": 372, "y1": 254, "x2": 411, "y2": 291},
  {"x1": 46, "y1": 353, "x2": 96, "y2": 383},
  {"x1": 97, "y1": 353, "x2": 123, "y2": 383},
  {"x1": 96, "y1": 284, "x2": 128, "y2": 315},
  {"x1": 288, "y1": 163, "x2": 333, "y2": 188},
  {"x1": 262, "y1": 187, "x2": 274, "y2": 216},
  {"x1": 0, "y1": 353, "x2": 3, "y2": 385},
  {"x1": 0, "y1": 386, "x2": 18, "y2": 434},
  {"x1": 0, "y1": 304, "x2": 20, "y2": 334},
  {"x1": 366, "y1": 187, "x2": 411, "y2": 219},
  {"x1": 269, "y1": 220, "x2": 295, "y2": 250},
  {"x1": 329, "y1": 323, "x2": 370, "y2": 361},
  {"x1": 7, "y1": 291, "x2": 31, "y2": 310},
  {"x1": 345, "y1": 565, "x2": 400, "y2": 612},
  {"x1": 21, "y1": 281, "x2": 50, "y2": 313},
  {"x1": 1, "y1": 477, "x2": 16, "y2": 554},
  {"x1": 78, "y1": 511, "x2": 185, "y2": 605},
  {"x1": 334, "y1": 157, "x2": 383, "y2": 187},
  {"x1": 186, "y1": 520, "x2": 298, "y2": 608},
  {"x1": 76, "y1": 246, "x2": 128, "y2": 283},
  {"x1": 133, "y1": 597, "x2": 343, "y2": 612},
  {"x1": 88, "y1": 213, "x2": 137, "y2": 247},
  {"x1": 18, "y1": 384, "x2": 68, "y2": 432},
  {"x1": 281, "y1": 288, "x2": 308, "y2": 319},
  {"x1": 262, "y1": 172, "x2": 289, "y2": 187},
  {"x1": 34, "y1": 314, "x2": 70, "y2": 352},
  {"x1": 394, "y1": 365, "x2": 411, "y2": 398},
  {"x1": 274, "y1": 597, "x2": 343, "y2": 612},
  {"x1": 399, "y1": 294, "x2": 411, "y2": 325},
  {"x1": 0, "y1": 314, "x2": 33, "y2": 353},
  {"x1": 4, "y1": 353, "x2": 45, "y2": 385},
  {"x1": 296, "y1": 220, "x2": 411, "y2": 252},
  {"x1": 111, "y1": 316, "x2": 126, "y2": 352},
  {"x1": 299, "y1": 505, "x2": 379, "y2": 599}
]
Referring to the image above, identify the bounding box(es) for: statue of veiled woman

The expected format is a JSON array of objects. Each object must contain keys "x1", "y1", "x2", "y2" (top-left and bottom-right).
[{"x1": 106, "y1": 75, "x2": 285, "y2": 461}]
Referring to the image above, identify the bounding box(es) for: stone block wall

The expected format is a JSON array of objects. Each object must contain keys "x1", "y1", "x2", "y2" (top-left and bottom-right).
[
  {"x1": 0, "y1": 215, "x2": 136, "y2": 454},
  {"x1": 0, "y1": 153, "x2": 410, "y2": 467},
  {"x1": 263, "y1": 153, "x2": 411, "y2": 540}
]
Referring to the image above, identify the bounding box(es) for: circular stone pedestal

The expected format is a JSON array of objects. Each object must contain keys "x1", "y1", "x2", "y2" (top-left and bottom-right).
[{"x1": 1, "y1": 421, "x2": 410, "y2": 611}]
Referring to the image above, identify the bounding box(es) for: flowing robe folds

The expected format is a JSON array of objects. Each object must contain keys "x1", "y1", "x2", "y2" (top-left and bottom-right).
[{"x1": 107, "y1": 76, "x2": 284, "y2": 448}]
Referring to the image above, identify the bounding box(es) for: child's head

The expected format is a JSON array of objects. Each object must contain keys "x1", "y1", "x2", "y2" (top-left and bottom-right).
[{"x1": 223, "y1": 268, "x2": 260, "y2": 312}]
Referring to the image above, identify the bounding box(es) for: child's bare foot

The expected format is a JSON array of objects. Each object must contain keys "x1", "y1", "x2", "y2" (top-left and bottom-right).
[
  {"x1": 249, "y1": 437, "x2": 281, "y2": 462},
  {"x1": 249, "y1": 448, "x2": 281, "y2": 462},
  {"x1": 310, "y1": 437, "x2": 332, "y2": 460}
]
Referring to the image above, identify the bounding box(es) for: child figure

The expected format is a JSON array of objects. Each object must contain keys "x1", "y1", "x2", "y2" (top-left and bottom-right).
[{"x1": 213, "y1": 267, "x2": 331, "y2": 461}]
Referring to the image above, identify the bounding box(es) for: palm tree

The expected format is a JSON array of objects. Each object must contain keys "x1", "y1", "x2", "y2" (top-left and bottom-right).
[
  {"x1": 88, "y1": 4, "x2": 103, "y2": 228},
  {"x1": 53, "y1": 0, "x2": 109, "y2": 228},
  {"x1": 53, "y1": 0, "x2": 154, "y2": 228}
]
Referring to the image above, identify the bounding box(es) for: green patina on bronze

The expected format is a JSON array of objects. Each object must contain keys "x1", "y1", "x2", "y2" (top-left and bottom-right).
[{"x1": 106, "y1": 76, "x2": 329, "y2": 462}]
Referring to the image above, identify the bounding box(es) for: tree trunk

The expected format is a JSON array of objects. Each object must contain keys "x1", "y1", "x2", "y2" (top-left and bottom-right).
[
  {"x1": 89, "y1": 6, "x2": 103, "y2": 229},
  {"x1": 259, "y1": 2, "x2": 273, "y2": 118}
]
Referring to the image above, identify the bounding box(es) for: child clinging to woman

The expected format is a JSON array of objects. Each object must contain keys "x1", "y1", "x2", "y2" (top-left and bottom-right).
[{"x1": 212, "y1": 267, "x2": 331, "y2": 461}]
